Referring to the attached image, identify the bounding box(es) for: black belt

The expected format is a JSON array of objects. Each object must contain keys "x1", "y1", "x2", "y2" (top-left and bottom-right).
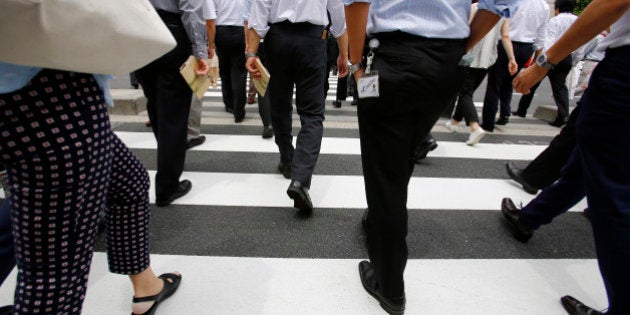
[
  {"x1": 269, "y1": 21, "x2": 325, "y2": 38},
  {"x1": 156, "y1": 9, "x2": 182, "y2": 25},
  {"x1": 511, "y1": 41, "x2": 534, "y2": 46},
  {"x1": 606, "y1": 45, "x2": 630, "y2": 58},
  {"x1": 373, "y1": 31, "x2": 466, "y2": 44}
]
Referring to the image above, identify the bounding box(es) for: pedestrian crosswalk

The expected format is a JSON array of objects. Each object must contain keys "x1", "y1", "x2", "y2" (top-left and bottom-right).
[{"x1": 0, "y1": 77, "x2": 606, "y2": 314}]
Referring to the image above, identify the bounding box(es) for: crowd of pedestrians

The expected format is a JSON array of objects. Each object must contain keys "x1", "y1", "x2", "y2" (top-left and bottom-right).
[{"x1": 1, "y1": 0, "x2": 629, "y2": 314}]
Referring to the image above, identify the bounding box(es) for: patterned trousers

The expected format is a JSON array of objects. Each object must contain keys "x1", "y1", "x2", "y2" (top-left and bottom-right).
[{"x1": 0, "y1": 70, "x2": 151, "y2": 314}]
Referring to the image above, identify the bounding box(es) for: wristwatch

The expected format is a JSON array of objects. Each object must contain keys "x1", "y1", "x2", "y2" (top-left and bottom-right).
[
  {"x1": 536, "y1": 53, "x2": 556, "y2": 70},
  {"x1": 245, "y1": 52, "x2": 257, "y2": 58},
  {"x1": 349, "y1": 62, "x2": 363, "y2": 74}
]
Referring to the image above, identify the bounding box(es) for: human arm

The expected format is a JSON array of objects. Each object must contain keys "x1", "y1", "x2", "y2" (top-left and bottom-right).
[
  {"x1": 343, "y1": 2, "x2": 369, "y2": 81},
  {"x1": 179, "y1": 0, "x2": 208, "y2": 61},
  {"x1": 206, "y1": 19, "x2": 216, "y2": 59},
  {"x1": 336, "y1": 31, "x2": 349, "y2": 78},
  {"x1": 513, "y1": 0, "x2": 630, "y2": 94},
  {"x1": 500, "y1": 20, "x2": 518, "y2": 75},
  {"x1": 245, "y1": 28, "x2": 262, "y2": 78}
]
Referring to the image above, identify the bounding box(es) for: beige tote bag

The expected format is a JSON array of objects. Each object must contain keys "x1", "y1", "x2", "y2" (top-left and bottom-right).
[{"x1": 0, "y1": 0, "x2": 177, "y2": 74}]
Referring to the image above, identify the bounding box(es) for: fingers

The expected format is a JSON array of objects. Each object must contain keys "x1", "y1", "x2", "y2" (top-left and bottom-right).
[
  {"x1": 245, "y1": 57, "x2": 261, "y2": 78},
  {"x1": 195, "y1": 59, "x2": 209, "y2": 76}
]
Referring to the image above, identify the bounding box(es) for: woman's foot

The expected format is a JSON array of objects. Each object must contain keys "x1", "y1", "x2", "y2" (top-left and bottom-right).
[
  {"x1": 131, "y1": 270, "x2": 182, "y2": 315},
  {"x1": 445, "y1": 120, "x2": 460, "y2": 133},
  {"x1": 466, "y1": 126, "x2": 486, "y2": 146}
]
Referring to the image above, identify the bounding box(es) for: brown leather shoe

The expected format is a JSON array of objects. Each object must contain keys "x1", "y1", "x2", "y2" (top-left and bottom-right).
[
  {"x1": 560, "y1": 295, "x2": 603, "y2": 315},
  {"x1": 501, "y1": 198, "x2": 534, "y2": 242}
]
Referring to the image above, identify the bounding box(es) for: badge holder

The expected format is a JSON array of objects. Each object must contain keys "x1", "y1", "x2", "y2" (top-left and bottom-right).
[{"x1": 358, "y1": 38, "x2": 380, "y2": 99}]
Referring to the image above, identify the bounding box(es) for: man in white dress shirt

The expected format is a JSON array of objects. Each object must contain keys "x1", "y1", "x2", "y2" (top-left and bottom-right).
[
  {"x1": 213, "y1": 0, "x2": 249, "y2": 122},
  {"x1": 481, "y1": 0, "x2": 549, "y2": 130},
  {"x1": 513, "y1": 0, "x2": 578, "y2": 127},
  {"x1": 245, "y1": 0, "x2": 348, "y2": 213}
]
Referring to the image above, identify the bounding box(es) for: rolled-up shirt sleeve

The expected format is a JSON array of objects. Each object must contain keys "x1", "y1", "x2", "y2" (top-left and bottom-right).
[
  {"x1": 243, "y1": 0, "x2": 252, "y2": 22},
  {"x1": 478, "y1": 0, "x2": 524, "y2": 18},
  {"x1": 204, "y1": 0, "x2": 217, "y2": 20},
  {"x1": 328, "y1": 0, "x2": 347, "y2": 37},
  {"x1": 248, "y1": 0, "x2": 272, "y2": 38},
  {"x1": 179, "y1": 0, "x2": 208, "y2": 59},
  {"x1": 534, "y1": 15, "x2": 549, "y2": 51}
]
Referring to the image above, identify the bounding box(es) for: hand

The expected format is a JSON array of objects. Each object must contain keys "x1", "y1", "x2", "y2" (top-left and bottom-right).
[
  {"x1": 246, "y1": 56, "x2": 261, "y2": 78},
  {"x1": 508, "y1": 59, "x2": 518, "y2": 76},
  {"x1": 513, "y1": 63, "x2": 548, "y2": 94},
  {"x1": 195, "y1": 58, "x2": 209, "y2": 76},
  {"x1": 337, "y1": 55, "x2": 349, "y2": 78},
  {"x1": 207, "y1": 46, "x2": 215, "y2": 59}
]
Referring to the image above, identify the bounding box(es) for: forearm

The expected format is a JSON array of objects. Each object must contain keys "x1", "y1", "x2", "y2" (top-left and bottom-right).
[
  {"x1": 344, "y1": 3, "x2": 369, "y2": 65},
  {"x1": 466, "y1": 9, "x2": 501, "y2": 52},
  {"x1": 336, "y1": 31, "x2": 349, "y2": 60},
  {"x1": 246, "y1": 28, "x2": 261, "y2": 54},
  {"x1": 206, "y1": 19, "x2": 216, "y2": 49},
  {"x1": 500, "y1": 36, "x2": 515, "y2": 61},
  {"x1": 545, "y1": 0, "x2": 630, "y2": 64}
]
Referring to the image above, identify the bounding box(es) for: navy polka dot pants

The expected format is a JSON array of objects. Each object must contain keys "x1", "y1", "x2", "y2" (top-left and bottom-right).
[{"x1": 0, "y1": 70, "x2": 151, "y2": 314}]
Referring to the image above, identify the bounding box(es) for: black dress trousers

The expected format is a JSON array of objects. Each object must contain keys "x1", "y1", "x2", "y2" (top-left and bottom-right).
[
  {"x1": 216, "y1": 25, "x2": 248, "y2": 120},
  {"x1": 135, "y1": 11, "x2": 192, "y2": 201},
  {"x1": 358, "y1": 32, "x2": 466, "y2": 298},
  {"x1": 264, "y1": 22, "x2": 327, "y2": 188}
]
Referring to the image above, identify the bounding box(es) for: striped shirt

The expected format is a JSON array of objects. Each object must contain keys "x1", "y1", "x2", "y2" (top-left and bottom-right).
[
  {"x1": 148, "y1": 0, "x2": 208, "y2": 59},
  {"x1": 342, "y1": 0, "x2": 523, "y2": 39}
]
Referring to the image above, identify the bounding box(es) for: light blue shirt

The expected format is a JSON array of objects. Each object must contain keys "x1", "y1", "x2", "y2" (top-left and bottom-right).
[
  {"x1": 343, "y1": 0, "x2": 521, "y2": 39},
  {"x1": 149, "y1": 0, "x2": 208, "y2": 60},
  {"x1": 0, "y1": 62, "x2": 114, "y2": 106}
]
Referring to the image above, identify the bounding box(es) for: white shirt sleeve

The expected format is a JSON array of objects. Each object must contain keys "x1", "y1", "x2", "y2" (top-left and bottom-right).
[
  {"x1": 248, "y1": 0, "x2": 272, "y2": 38},
  {"x1": 327, "y1": 0, "x2": 347, "y2": 38}
]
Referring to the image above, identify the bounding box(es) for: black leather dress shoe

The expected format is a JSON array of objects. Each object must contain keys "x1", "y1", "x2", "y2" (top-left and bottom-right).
[
  {"x1": 287, "y1": 181, "x2": 313, "y2": 212},
  {"x1": 332, "y1": 100, "x2": 342, "y2": 108},
  {"x1": 277, "y1": 162, "x2": 291, "y2": 179},
  {"x1": 560, "y1": 295, "x2": 603, "y2": 315},
  {"x1": 505, "y1": 162, "x2": 538, "y2": 195},
  {"x1": 262, "y1": 126, "x2": 273, "y2": 139},
  {"x1": 496, "y1": 116, "x2": 509, "y2": 125},
  {"x1": 413, "y1": 137, "x2": 438, "y2": 162},
  {"x1": 359, "y1": 261, "x2": 405, "y2": 315},
  {"x1": 234, "y1": 115, "x2": 245, "y2": 123},
  {"x1": 501, "y1": 198, "x2": 534, "y2": 242},
  {"x1": 156, "y1": 180, "x2": 192, "y2": 207},
  {"x1": 549, "y1": 117, "x2": 568, "y2": 127},
  {"x1": 511, "y1": 111, "x2": 526, "y2": 118},
  {"x1": 187, "y1": 135, "x2": 206, "y2": 149}
]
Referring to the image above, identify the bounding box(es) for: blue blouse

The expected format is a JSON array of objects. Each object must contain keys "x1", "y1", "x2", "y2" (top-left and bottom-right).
[{"x1": 0, "y1": 62, "x2": 114, "y2": 106}]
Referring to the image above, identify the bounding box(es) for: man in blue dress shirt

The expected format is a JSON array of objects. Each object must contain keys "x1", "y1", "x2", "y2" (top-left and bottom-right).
[{"x1": 344, "y1": 1, "x2": 521, "y2": 313}]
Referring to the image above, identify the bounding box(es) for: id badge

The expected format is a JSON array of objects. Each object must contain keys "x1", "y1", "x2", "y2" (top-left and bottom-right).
[{"x1": 358, "y1": 72, "x2": 379, "y2": 99}]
